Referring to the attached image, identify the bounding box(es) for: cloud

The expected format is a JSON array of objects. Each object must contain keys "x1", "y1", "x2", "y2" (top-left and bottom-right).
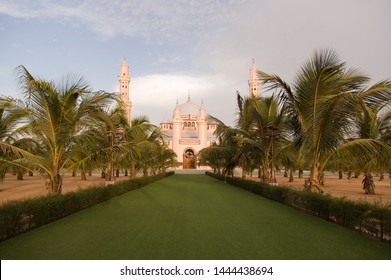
[
  {"x1": 126, "y1": 73, "x2": 238, "y2": 125},
  {"x1": 2, "y1": 0, "x2": 390, "y2": 126},
  {"x1": 0, "y1": 0, "x2": 245, "y2": 39}
]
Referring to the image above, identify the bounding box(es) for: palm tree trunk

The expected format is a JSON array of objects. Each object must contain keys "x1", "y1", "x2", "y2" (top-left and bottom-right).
[
  {"x1": 320, "y1": 172, "x2": 325, "y2": 187},
  {"x1": 17, "y1": 172, "x2": 24, "y2": 180},
  {"x1": 289, "y1": 169, "x2": 294, "y2": 182},
  {"x1": 241, "y1": 165, "x2": 246, "y2": 179},
  {"x1": 49, "y1": 173, "x2": 63, "y2": 194},
  {"x1": 261, "y1": 165, "x2": 269, "y2": 183},
  {"x1": 130, "y1": 163, "x2": 136, "y2": 178},
  {"x1": 298, "y1": 169, "x2": 303, "y2": 178},
  {"x1": 81, "y1": 171, "x2": 87, "y2": 180},
  {"x1": 310, "y1": 162, "x2": 323, "y2": 193},
  {"x1": 362, "y1": 172, "x2": 376, "y2": 194},
  {"x1": 106, "y1": 162, "x2": 113, "y2": 181}
]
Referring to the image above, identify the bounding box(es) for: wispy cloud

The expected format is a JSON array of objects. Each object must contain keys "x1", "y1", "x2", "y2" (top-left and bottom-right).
[{"x1": 0, "y1": 0, "x2": 245, "y2": 39}]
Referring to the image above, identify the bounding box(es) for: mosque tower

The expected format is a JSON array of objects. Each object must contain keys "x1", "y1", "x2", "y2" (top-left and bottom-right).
[
  {"x1": 119, "y1": 57, "x2": 132, "y2": 124},
  {"x1": 248, "y1": 59, "x2": 260, "y2": 97}
]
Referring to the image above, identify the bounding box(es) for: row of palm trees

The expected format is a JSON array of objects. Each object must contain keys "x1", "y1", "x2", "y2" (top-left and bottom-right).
[
  {"x1": 199, "y1": 49, "x2": 391, "y2": 194},
  {"x1": 0, "y1": 66, "x2": 177, "y2": 194}
]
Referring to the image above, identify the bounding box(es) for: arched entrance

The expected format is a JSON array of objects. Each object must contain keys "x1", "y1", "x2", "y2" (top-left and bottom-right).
[{"x1": 183, "y1": 148, "x2": 196, "y2": 169}]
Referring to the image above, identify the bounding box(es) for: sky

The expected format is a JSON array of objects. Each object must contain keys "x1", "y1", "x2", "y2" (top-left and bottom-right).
[{"x1": 0, "y1": 0, "x2": 390, "y2": 125}]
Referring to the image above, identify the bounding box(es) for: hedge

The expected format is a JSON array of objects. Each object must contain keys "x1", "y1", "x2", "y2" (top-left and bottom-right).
[
  {"x1": 207, "y1": 172, "x2": 391, "y2": 243},
  {"x1": 0, "y1": 172, "x2": 174, "y2": 242}
]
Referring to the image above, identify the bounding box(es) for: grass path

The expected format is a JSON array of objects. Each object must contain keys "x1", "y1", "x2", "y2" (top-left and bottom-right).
[{"x1": 0, "y1": 174, "x2": 390, "y2": 259}]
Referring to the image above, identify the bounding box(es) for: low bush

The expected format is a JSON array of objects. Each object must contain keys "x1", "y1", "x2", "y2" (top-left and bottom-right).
[
  {"x1": 207, "y1": 172, "x2": 391, "y2": 242},
  {"x1": 0, "y1": 172, "x2": 173, "y2": 242}
]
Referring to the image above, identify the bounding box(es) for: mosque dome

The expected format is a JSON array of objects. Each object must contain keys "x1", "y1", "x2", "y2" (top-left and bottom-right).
[{"x1": 178, "y1": 96, "x2": 200, "y2": 116}]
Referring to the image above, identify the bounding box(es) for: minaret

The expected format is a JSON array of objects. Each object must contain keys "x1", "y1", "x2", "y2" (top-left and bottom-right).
[
  {"x1": 119, "y1": 57, "x2": 131, "y2": 124},
  {"x1": 198, "y1": 100, "x2": 207, "y2": 147},
  {"x1": 248, "y1": 59, "x2": 260, "y2": 97},
  {"x1": 172, "y1": 100, "x2": 182, "y2": 154}
]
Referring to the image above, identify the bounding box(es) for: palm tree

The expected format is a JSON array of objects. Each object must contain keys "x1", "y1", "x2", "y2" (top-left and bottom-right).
[
  {"x1": 199, "y1": 93, "x2": 289, "y2": 182},
  {"x1": 249, "y1": 94, "x2": 288, "y2": 183},
  {"x1": 0, "y1": 97, "x2": 36, "y2": 180},
  {"x1": 348, "y1": 97, "x2": 391, "y2": 194},
  {"x1": 260, "y1": 49, "x2": 391, "y2": 193},
  {"x1": 11, "y1": 66, "x2": 116, "y2": 194},
  {"x1": 154, "y1": 144, "x2": 178, "y2": 173},
  {"x1": 117, "y1": 116, "x2": 165, "y2": 178},
  {"x1": 127, "y1": 117, "x2": 172, "y2": 177},
  {"x1": 0, "y1": 98, "x2": 19, "y2": 179},
  {"x1": 198, "y1": 116, "x2": 238, "y2": 176}
]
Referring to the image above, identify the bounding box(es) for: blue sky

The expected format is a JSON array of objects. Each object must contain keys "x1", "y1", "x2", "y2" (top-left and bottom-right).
[{"x1": 1, "y1": 0, "x2": 390, "y2": 125}]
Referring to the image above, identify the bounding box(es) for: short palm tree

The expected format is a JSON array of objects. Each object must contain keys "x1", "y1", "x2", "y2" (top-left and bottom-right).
[
  {"x1": 198, "y1": 116, "x2": 238, "y2": 176},
  {"x1": 0, "y1": 97, "x2": 35, "y2": 180},
  {"x1": 1, "y1": 98, "x2": 18, "y2": 179},
  {"x1": 121, "y1": 116, "x2": 164, "y2": 177},
  {"x1": 345, "y1": 96, "x2": 391, "y2": 194},
  {"x1": 249, "y1": 94, "x2": 288, "y2": 183}
]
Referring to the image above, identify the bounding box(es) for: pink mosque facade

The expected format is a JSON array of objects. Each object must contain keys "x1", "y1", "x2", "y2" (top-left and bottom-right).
[
  {"x1": 159, "y1": 96, "x2": 218, "y2": 168},
  {"x1": 118, "y1": 58, "x2": 259, "y2": 169}
]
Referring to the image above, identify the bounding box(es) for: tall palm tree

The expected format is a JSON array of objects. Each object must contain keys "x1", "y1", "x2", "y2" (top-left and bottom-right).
[
  {"x1": 259, "y1": 49, "x2": 391, "y2": 193},
  {"x1": 11, "y1": 66, "x2": 115, "y2": 194}
]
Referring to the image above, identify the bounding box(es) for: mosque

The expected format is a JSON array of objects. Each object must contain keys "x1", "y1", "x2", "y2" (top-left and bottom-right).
[{"x1": 118, "y1": 58, "x2": 260, "y2": 169}]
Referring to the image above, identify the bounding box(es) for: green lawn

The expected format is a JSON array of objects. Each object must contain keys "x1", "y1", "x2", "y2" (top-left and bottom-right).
[{"x1": 0, "y1": 174, "x2": 390, "y2": 259}]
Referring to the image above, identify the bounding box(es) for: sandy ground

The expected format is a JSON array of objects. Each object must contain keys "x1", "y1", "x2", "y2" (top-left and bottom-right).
[
  {"x1": 1, "y1": 171, "x2": 391, "y2": 205},
  {"x1": 249, "y1": 173, "x2": 391, "y2": 205},
  {"x1": 0, "y1": 173, "x2": 128, "y2": 204}
]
